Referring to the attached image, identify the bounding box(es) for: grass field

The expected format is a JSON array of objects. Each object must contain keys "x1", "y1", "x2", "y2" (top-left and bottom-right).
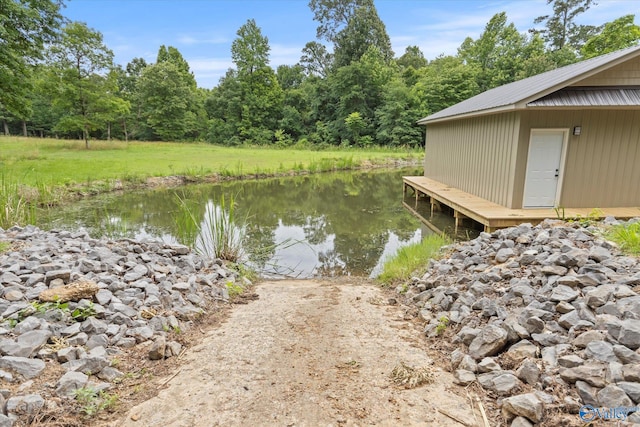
[
  {"x1": 0, "y1": 137, "x2": 422, "y2": 188},
  {"x1": 0, "y1": 137, "x2": 422, "y2": 228}
]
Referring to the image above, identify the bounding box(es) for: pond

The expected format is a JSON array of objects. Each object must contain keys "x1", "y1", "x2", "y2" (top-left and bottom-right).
[{"x1": 39, "y1": 168, "x2": 434, "y2": 279}]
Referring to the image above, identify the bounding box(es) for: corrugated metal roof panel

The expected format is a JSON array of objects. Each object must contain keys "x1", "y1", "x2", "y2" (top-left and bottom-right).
[
  {"x1": 418, "y1": 45, "x2": 640, "y2": 124},
  {"x1": 527, "y1": 88, "x2": 640, "y2": 107}
]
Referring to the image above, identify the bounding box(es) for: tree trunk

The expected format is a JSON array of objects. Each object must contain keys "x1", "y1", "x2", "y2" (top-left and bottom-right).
[
  {"x1": 107, "y1": 122, "x2": 111, "y2": 141},
  {"x1": 123, "y1": 119, "x2": 128, "y2": 142},
  {"x1": 22, "y1": 121, "x2": 27, "y2": 137},
  {"x1": 2, "y1": 119, "x2": 9, "y2": 136},
  {"x1": 84, "y1": 126, "x2": 90, "y2": 149}
]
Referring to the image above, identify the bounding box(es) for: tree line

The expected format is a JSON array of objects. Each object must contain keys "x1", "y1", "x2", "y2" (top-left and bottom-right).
[{"x1": 1, "y1": 0, "x2": 639, "y2": 148}]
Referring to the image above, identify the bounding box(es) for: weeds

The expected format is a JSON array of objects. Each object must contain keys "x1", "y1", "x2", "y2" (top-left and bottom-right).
[
  {"x1": 225, "y1": 281, "x2": 244, "y2": 298},
  {"x1": 435, "y1": 316, "x2": 450, "y2": 335},
  {"x1": 606, "y1": 221, "x2": 640, "y2": 255},
  {"x1": 73, "y1": 387, "x2": 118, "y2": 417},
  {"x1": 390, "y1": 362, "x2": 434, "y2": 389},
  {"x1": 0, "y1": 241, "x2": 9, "y2": 253},
  {"x1": 378, "y1": 234, "x2": 450, "y2": 285},
  {"x1": 0, "y1": 173, "x2": 37, "y2": 228},
  {"x1": 96, "y1": 209, "x2": 129, "y2": 239},
  {"x1": 174, "y1": 193, "x2": 247, "y2": 262}
]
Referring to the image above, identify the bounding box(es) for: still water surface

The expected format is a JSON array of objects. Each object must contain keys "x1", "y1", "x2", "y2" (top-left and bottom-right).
[{"x1": 40, "y1": 169, "x2": 430, "y2": 278}]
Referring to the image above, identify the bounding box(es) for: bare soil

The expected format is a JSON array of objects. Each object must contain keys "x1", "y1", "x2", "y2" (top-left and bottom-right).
[{"x1": 98, "y1": 279, "x2": 479, "y2": 427}]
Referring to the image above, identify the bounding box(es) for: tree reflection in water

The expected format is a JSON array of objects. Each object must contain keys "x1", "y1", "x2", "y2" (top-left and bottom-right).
[{"x1": 40, "y1": 168, "x2": 429, "y2": 278}]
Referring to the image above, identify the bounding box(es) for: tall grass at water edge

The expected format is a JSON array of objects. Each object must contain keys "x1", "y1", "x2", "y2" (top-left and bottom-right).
[
  {"x1": 378, "y1": 234, "x2": 450, "y2": 286},
  {"x1": 0, "y1": 174, "x2": 37, "y2": 229},
  {"x1": 174, "y1": 193, "x2": 246, "y2": 262},
  {"x1": 606, "y1": 221, "x2": 640, "y2": 255}
]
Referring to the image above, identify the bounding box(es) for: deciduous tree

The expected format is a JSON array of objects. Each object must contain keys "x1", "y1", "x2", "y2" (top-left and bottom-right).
[
  {"x1": 0, "y1": 0, "x2": 64, "y2": 118},
  {"x1": 48, "y1": 22, "x2": 120, "y2": 148},
  {"x1": 581, "y1": 15, "x2": 640, "y2": 58}
]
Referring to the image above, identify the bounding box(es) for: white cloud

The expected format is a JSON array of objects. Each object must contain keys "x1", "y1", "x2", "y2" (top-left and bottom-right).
[
  {"x1": 270, "y1": 43, "x2": 304, "y2": 66},
  {"x1": 177, "y1": 34, "x2": 229, "y2": 46}
]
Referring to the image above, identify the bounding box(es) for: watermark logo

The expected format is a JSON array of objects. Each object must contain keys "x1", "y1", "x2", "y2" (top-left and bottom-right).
[{"x1": 579, "y1": 405, "x2": 639, "y2": 422}]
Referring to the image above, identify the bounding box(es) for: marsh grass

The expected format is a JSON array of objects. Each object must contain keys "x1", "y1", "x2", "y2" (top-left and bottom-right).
[
  {"x1": 0, "y1": 174, "x2": 37, "y2": 228},
  {"x1": 174, "y1": 193, "x2": 247, "y2": 262},
  {"x1": 378, "y1": 234, "x2": 450, "y2": 285},
  {"x1": 95, "y1": 209, "x2": 130, "y2": 239},
  {"x1": 606, "y1": 221, "x2": 640, "y2": 255}
]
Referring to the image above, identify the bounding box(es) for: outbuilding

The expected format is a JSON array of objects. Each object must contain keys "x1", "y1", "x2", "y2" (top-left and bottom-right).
[{"x1": 404, "y1": 45, "x2": 640, "y2": 232}]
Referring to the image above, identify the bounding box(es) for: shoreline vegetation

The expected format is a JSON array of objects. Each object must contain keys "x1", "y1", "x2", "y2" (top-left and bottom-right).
[{"x1": 0, "y1": 136, "x2": 422, "y2": 229}]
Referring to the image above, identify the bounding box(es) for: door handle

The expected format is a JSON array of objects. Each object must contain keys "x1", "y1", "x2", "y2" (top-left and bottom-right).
[{"x1": 555, "y1": 169, "x2": 559, "y2": 177}]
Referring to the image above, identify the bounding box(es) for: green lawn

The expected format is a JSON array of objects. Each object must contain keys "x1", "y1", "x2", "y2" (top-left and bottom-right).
[{"x1": 0, "y1": 137, "x2": 421, "y2": 187}]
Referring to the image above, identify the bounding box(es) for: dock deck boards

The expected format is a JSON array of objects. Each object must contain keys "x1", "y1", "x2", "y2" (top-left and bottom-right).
[{"x1": 403, "y1": 176, "x2": 640, "y2": 232}]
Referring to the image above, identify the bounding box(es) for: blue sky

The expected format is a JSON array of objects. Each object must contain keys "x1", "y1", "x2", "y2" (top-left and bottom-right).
[{"x1": 63, "y1": 0, "x2": 639, "y2": 88}]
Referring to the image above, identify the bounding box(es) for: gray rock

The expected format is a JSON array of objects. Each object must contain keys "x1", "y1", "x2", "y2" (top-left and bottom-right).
[
  {"x1": 558, "y1": 310, "x2": 581, "y2": 330},
  {"x1": 56, "y1": 347, "x2": 77, "y2": 363},
  {"x1": 606, "y1": 361, "x2": 625, "y2": 384},
  {"x1": 515, "y1": 359, "x2": 540, "y2": 385},
  {"x1": 468, "y1": 325, "x2": 508, "y2": 360},
  {"x1": 55, "y1": 371, "x2": 88, "y2": 397},
  {"x1": 589, "y1": 246, "x2": 612, "y2": 262},
  {"x1": 85, "y1": 334, "x2": 109, "y2": 350},
  {"x1": 502, "y1": 393, "x2": 544, "y2": 423},
  {"x1": 165, "y1": 341, "x2": 183, "y2": 357},
  {"x1": 575, "y1": 380, "x2": 599, "y2": 406},
  {"x1": 12, "y1": 317, "x2": 41, "y2": 335},
  {"x1": 458, "y1": 355, "x2": 478, "y2": 373},
  {"x1": 149, "y1": 336, "x2": 166, "y2": 361},
  {"x1": 97, "y1": 366, "x2": 124, "y2": 382},
  {"x1": 0, "y1": 357, "x2": 45, "y2": 379},
  {"x1": 66, "y1": 332, "x2": 88, "y2": 346},
  {"x1": 81, "y1": 317, "x2": 108, "y2": 335},
  {"x1": 559, "y1": 363, "x2": 607, "y2": 387},
  {"x1": 477, "y1": 357, "x2": 501, "y2": 373},
  {"x1": 5, "y1": 394, "x2": 45, "y2": 417},
  {"x1": 455, "y1": 327, "x2": 480, "y2": 346},
  {"x1": 622, "y1": 364, "x2": 640, "y2": 382},
  {"x1": 523, "y1": 317, "x2": 545, "y2": 334},
  {"x1": 549, "y1": 285, "x2": 579, "y2": 302},
  {"x1": 531, "y1": 332, "x2": 567, "y2": 346},
  {"x1": 492, "y1": 373, "x2": 521, "y2": 395},
  {"x1": 542, "y1": 265, "x2": 568, "y2": 276},
  {"x1": 613, "y1": 345, "x2": 640, "y2": 364},
  {"x1": 585, "y1": 341, "x2": 620, "y2": 363},
  {"x1": 507, "y1": 340, "x2": 539, "y2": 361},
  {"x1": 555, "y1": 301, "x2": 575, "y2": 314},
  {"x1": 618, "y1": 319, "x2": 640, "y2": 349},
  {"x1": 573, "y1": 330, "x2": 606, "y2": 348},
  {"x1": 510, "y1": 416, "x2": 533, "y2": 427},
  {"x1": 557, "y1": 354, "x2": 584, "y2": 368},
  {"x1": 595, "y1": 314, "x2": 623, "y2": 339},
  {"x1": 496, "y1": 248, "x2": 515, "y2": 263},
  {"x1": 617, "y1": 382, "x2": 640, "y2": 403},
  {"x1": 60, "y1": 322, "x2": 81, "y2": 337},
  {"x1": 453, "y1": 369, "x2": 476, "y2": 386},
  {"x1": 597, "y1": 384, "x2": 633, "y2": 408},
  {"x1": 585, "y1": 285, "x2": 615, "y2": 308},
  {"x1": 62, "y1": 356, "x2": 109, "y2": 375},
  {"x1": 126, "y1": 326, "x2": 154, "y2": 343},
  {"x1": 0, "y1": 414, "x2": 11, "y2": 427}
]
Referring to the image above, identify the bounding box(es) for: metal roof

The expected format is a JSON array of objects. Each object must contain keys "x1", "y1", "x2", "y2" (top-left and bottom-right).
[
  {"x1": 418, "y1": 45, "x2": 640, "y2": 124},
  {"x1": 527, "y1": 87, "x2": 640, "y2": 107}
]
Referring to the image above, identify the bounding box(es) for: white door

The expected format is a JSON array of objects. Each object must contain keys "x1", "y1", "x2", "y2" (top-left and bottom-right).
[{"x1": 523, "y1": 130, "x2": 566, "y2": 208}]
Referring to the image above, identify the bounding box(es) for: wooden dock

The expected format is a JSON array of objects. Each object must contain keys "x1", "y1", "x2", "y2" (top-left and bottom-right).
[{"x1": 403, "y1": 176, "x2": 640, "y2": 233}]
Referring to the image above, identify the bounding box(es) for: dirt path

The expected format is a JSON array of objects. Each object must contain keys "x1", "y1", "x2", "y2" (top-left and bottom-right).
[{"x1": 114, "y1": 280, "x2": 476, "y2": 426}]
